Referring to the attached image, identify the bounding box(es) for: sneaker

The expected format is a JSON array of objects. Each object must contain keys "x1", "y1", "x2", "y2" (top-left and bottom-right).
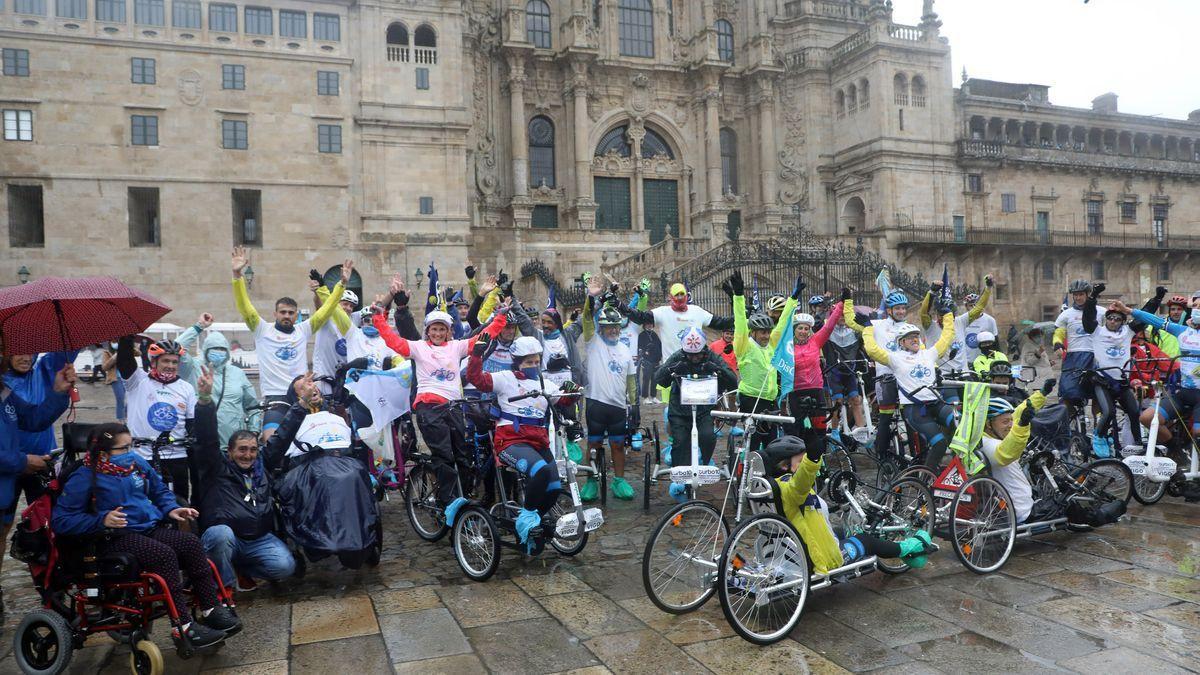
[
  {"x1": 668, "y1": 482, "x2": 689, "y2": 504},
  {"x1": 235, "y1": 574, "x2": 258, "y2": 593},
  {"x1": 730, "y1": 427, "x2": 745, "y2": 438},
  {"x1": 201, "y1": 605, "x2": 243, "y2": 636},
  {"x1": 611, "y1": 476, "x2": 635, "y2": 501},
  {"x1": 580, "y1": 478, "x2": 599, "y2": 503},
  {"x1": 174, "y1": 621, "x2": 226, "y2": 650},
  {"x1": 443, "y1": 497, "x2": 469, "y2": 527}
]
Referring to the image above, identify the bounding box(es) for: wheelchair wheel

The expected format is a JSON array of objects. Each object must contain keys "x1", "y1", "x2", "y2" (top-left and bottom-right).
[
  {"x1": 548, "y1": 492, "x2": 589, "y2": 556},
  {"x1": 817, "y1": 441, "x2": 856, "y2": 500},
  {"x1": 1132, "y1": 471, "x2": 1167, "y2": 505},
  {"x1": 130, "y1": 639, "x2": 164, "y2": 675},
  {"x1": 365, "y1": 520, "x2": 384, "y2": 567},
  {"x1": 404, "y1": 465, "x2": 449, "y2": 542},
  {"x1": 717, "y1": 513, "x2": 809, "y2": 645},
  {"x1": 875, "y1": 477, "x2": 935, "y2": 575},
  {"x1": 1076, "y1": 459, "x2": 1134, "y2": 506},
  {"x1": 453, "y1": 505, "x2": 500, "y2": 582},
  {"x1": 949, "y1": 476, "x2": 1015, "y2": 575},
  {"x1": 14, "y1": 609, "x2": 74, "y2": 675},
  {"x1": 642, "y1": 500, "x2": 728, "y2": 614},
  {"x1": 642, "y1": 453, "x2": 652, "y2": 511}
]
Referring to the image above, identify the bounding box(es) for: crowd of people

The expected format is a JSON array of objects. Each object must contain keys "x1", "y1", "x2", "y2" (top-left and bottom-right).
[{"x1": 1, "y1": 245, "x2": 1197, "y2": 659}]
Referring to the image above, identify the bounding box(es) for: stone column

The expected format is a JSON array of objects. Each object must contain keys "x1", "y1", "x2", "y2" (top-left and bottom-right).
[
  {"x1": 571, "y1": 62, "x2": 591, "y2": 201},
  {"x1": 508, "y1": 54, "x2": 528, "y2": 198},
  {"x1": 703, "y1": 85, "x2": 723, "y2": 205},
  {"x1": 757, "y1": 78, "x2": 777, "y2": 208},
  {"x1": 628, "y1": 122, "x2": 646, "y2": 233}
]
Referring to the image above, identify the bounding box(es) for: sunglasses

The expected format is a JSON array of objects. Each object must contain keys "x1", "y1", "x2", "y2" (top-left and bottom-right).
[{"x1": 109, "y1": 444, "x2": 133, "y2": 452}]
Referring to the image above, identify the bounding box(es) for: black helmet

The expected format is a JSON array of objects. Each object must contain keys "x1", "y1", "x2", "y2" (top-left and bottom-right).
[
  {"x1": 988, "y1": 361, "x2": 1012, "y2": 379},
  {"x1": 148, "y1": 340, "x2": 184, "y2": 360},
  {"x1": 762, "y1": 435, "x2": 806, "y2": 478},
  {"x1": 597, "y1": 307, "x2": 623, "y2": 326},
  {"x1": 747, "y1": 313, "x2": 774, "y2": 331},
  {"x1": 1068, "y1": 279, "x2": 1092, "y2": 294}
]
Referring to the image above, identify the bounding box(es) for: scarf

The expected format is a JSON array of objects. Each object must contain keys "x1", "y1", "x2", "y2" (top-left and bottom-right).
[
  {"x1": 149, "y1": 369, "x2": 178, "y2": 385},
  {"x1": 85, "y1": 453, "x2": 138, "y2": 477}
]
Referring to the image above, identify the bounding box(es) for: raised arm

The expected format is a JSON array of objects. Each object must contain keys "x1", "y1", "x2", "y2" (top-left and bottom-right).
[
  {"x1": 811, "y1": 301, "x2": 843, "y2": 349},
  {"x1": 1132, "y1": 308, "x2": 1182, "y2": 336},
  {"x1": 861, "y1": 326, "x2": 891, "y2": 366},
  {"x1": 996, "y1": 391, "x2": 1045, "y2": 467},
  {"x1": 933, "y1": 312, "x2": 956, "y2": 357},
  {"x1": 967, "y1": 277, "x2": 993, "y2": 321},
  {"x1": 192, "y1": 370, "x2": 222, "y2": 479},
  {"x1": 841, "y1": 290, "x2": 866, "y2": 333},
  {"x1": 768, "y1": 294, "x2": 800, "y2": 350},
  {"x1": 732, "y1": 293, "x2": 750, "y2": 357},
  {"x1": 231, "y1": 246, "x2": 261, "y2": 331},
  {"x1": 918, "y1": 289, "x2": 934, "y2": 330},
  {"x1": 314, "y1": 281, "x2": 352, "y2": 334},
  {"x1": 309, "y1": 259, "x2": 352, "y2": 331},
  {"x1": 371, "y1": 306, "x2": 413, "y2": 358}
]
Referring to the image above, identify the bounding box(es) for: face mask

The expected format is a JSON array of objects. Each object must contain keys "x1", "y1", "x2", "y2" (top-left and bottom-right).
[
  {"x1": 207, "y1": 349, "x2": 229, "y2": 366},
  {"x1": 362, "y1": 325, "x2": 380, "y2": 338},
  {"x1": 519, "y1": 367, "x2": 540, "y2": 380},
  {"x1": 149, "y1": 368, "x2": 178, "y2": 385},
  {"x1": 670, "y1": 296, "x2": 688, "y2": 311},
  {"x1": 545, "y1": 329, "x2": 561, "y2": 340},
  {"x1": 109, "y1": 452, "x2": 138, "y2": 468},
  {"x1": 274, "y1": 321, "x2": 295, "y2": 334}
]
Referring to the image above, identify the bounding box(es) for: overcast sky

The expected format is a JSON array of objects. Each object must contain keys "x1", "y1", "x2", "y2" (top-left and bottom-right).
[{"x1": 889, "y1": 0, "x2": 1198, "y2": 121}]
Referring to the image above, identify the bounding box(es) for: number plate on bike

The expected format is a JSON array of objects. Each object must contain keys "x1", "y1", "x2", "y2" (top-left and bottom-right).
[
  {"x1": 670, "y1": 464, "x2": 722, "y2": 486},
  {"x1": 680, "y1": 377, "x2": 719, "y2": 406}
]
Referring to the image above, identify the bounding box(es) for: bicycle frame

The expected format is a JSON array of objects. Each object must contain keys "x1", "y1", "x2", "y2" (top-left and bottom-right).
[{"x1": 711, "y1": 409, "x2": 794, "y2": 523}]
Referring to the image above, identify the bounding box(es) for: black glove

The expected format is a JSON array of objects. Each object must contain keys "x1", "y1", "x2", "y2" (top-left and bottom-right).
[
  {"x1": 497, "y1": 270, "x2": 510, "y2": 286},
  {"x1": 309, "y1": 269, "x2": 323, "y2": 284},
  {"x1": 600, "y1": 290, "x2": 617, "y2": 308},
  {"x1": 791, "y1": 275, "x2": 806, "y2": 301},
  {"x1": 841, "y1": 287, "x2": 852, "y2": 302},
  {"x1": 569, "y1": 309, "x2": 581, "y2": 323},
  {"x1": 936, "y1": 297, "x2": 955, "y2": 315},
  {"x1": 729, "y1": 270, "x2": 744, "y2": 296},
  {"x1": 394, "y1": 288, "x2": 410, "y2": 307},
  {"x1": 929, "y1": 282, "x2": 941, "y2": 293},
  {"x1": 1091, "y1": 282, "x2": 1106, "y2": 299},
  {"x1": 720, "y1": 279, "x2": 734, "y2": 298},
  {"x1": 465, "y1": 265, "x2": 476, "y2": 280},
  {"x1": 1041, "y1": 378, "x2": 1057, "y2": 395},
  {"x1": 501, "y1": 281, "x2": 514, "y2": 299},
  {"x1": 559, "y1": 380, "x2": 580, "y2": 394},
  {"x1": 1155, "y1": 285, "x2": 1168, "y2": 299},
  {"x1": 472, "y1": 332, "x2": 491, "y2": 357},
  {"x1": 723, "y1": 341, "x2": 734, "y2": 355},
  {"x1": 1018, "y1": 401, "x2": 1035, "y2": 427},
  {"x1": 984, "y1": 275, "x2": 994, "y2": 288}
]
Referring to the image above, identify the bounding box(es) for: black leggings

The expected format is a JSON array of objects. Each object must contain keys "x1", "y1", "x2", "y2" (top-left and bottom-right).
[
  {"x1": 840, "y1": 532, "x2": 904, "y2": 562},
  {"x1": 103, "y1": 526, "x2": 218, "y2": 624},
  {"x1": 873, "y1": 377, "x2": 900, "y2": 458},
  {"x1": 498, "y1": 443, "x2": 562, "y2": 515},
  {"x1": 1093, "y1": 379, "x2": 1142, "y2": 445},
  {"x1": 902, "y1": 401, "x2": 956, "y2": 469},
  {"x1": 639, "y1": 361, "x2": 658, "y2": 398},
  {"x1": 738, "y1": 393, "x2": 777, "y2": 453},
  {"x1": 414, "y1": 402, "x2": 471, "y2": 506}
]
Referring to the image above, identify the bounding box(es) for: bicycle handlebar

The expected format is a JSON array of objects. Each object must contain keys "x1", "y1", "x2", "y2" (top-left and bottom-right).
[
  {"x1": 941, "y1": 379, "x2": 1008, "y2": 391},
  {"x1": 507, "y1": 390, "x2": 583, "y2": 403},
  {"x1": 712, "y1": 410, "x2": 796, "y2": 425}
]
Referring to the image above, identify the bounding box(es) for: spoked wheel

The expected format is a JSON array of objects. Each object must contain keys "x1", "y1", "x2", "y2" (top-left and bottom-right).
[
  {"x1": 872, "y1": 455, "x2": 901, "y2": 490},
  {"x1": 453, "y1": 505, "x2": 501, "y2": 582},
  {"x1": 642, "y1": 500, "x2": 728, "y2": 614},
  {"x1": 1132, "y1": 472, "x2": 1168, "y2": 505},
  {"x1": 365, "y1": 519, "x2": 384, "y2": 567},
  {"x1": 1076, "y1": 459, "x2": 1134, "y2": 506},
  {"x1": 949, "y1": 476, "x2": 1016, "y2": 574},
  {"x1": 716, "y1": 513, "x2": 810, "y2": 645},
  {"x1": 130, "y1": 639, "x2": 164, "y2": 675},
  {"x1": 816, "y1": 441, "x2": 857, "y2": 500},
  {"x1": 14, "y1": 609, "x2": 74, "y2": 675},
  {"x1": 405, "y1": 465, "x2": 449, "y2": 542},
  {"x1": 874, "y1": 477, "x2": 936, "y2": 574},
  {"x1": 548, "y1": 492, "x2": 589, "y2": 556}
]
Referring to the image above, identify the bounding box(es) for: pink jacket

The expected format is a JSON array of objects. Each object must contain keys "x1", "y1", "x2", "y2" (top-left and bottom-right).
[{"x1": 792, "y1": 302, "x2": 842, "y2": 391}]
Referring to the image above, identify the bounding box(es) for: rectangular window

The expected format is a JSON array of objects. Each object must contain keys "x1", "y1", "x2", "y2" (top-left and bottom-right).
[
  {"x1": 1086, "y1": 200, "x2": 1103, "y2": 234},
  {"x1": 1152, "y1": 203, "x2": 1167, "y2": 245},
  {"x1": 127, "y1": 187, "x2": 160, "y2": 246},
  {"x1": 279, "y1": 9, "x2": 305, "y2": 38},
  {"x1": 14, "y1": 0, "x2": 45, "y2": 14},
  {"x1": 1041, "y1": 304, "x2": 1059, "y2": 322},
  {"x1": 131, "y1": 57, "x2": 155, "y2": 84},
  {"x1": 1119, "y1": 200, "x2": 1136, "y2": 222},
  {"x1": 415, "y1": 67, "x2": 429, "y2": 90},
  {"x1": 316, "y1": 70, "x2": 338, "y2": 96},
  {"x1": 221, "y1": 64, "x2": 244, "y2": 90},
  {"x1": 221, "y1": 119, "x2": 247, "y2": 149},
  {"x1": 618, "y1": 2, "x2": 654, "y2": 57},
  {"x1": 56, "y1": 0, "x2": 87, "y2": 19},
  {"x1": 133, "y1": 0, "x2": 163, "y2": 25},
  {"x1": 966, "y1": 174, "x2": 983, "y2": 193},
  {"x1": 313, "y1": 12, "x2": 339, "y2": 41},
  {"x1": 419, "y1": 196, "x2": 433, "y2": 215},
  {"x1": 232, "y1": 189, "x2": 261, "y2": 246},
  {"x1": 8, "y1": 185, "x2": 44, "y2": 247},
  {"x1": 2, "y1": 48, "x2": 30, "y2": 77},
  {"x1": 95, "y1": 0, "x2": 124, "y2": 21},
  {"x1": 1000, "y1": 193, "x2": 1016, "y2": 213},
  {"x1": 994, "y1": 283, "x2": 1008, "y2": 301},
  {"x1": 1041, "y1": 259, "x2": 1055, "y2": 281},
  {"x1": 3, "y1": 109, "x2": 33, "y2": 141},
  {"x1": 532, "y1": 204, "x2": 558, "y2": 229},
  {"x1": 244, "y1": 6, "x2": 271, "y2": 35},
  {"x1": 130, "y1": 114, "x2": 158, "y2": 145},
  {"x1": 1159, "y1": 260, "x2": 1171, "y2": 281},
  {"x1": 208, "y1": 2, "x2": 236, "y2": 32},
  {"x1": 171, "y1": 0, "x2": 200, "y2": 28},
  {"x1": 1092, "y1": 260, "x2": 1105, "y2": 280},
  {"x1": 317, "y1": 124, "x2": 341, "y2": 153}
]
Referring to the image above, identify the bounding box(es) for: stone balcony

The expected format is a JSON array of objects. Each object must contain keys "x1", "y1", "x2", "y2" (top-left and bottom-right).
[
  {"x1": 958, "y1": 140, "x2": 1200, "y2": 179},
  {"x1": 894, "y1": 224, "x2": 1200, "y2": 253}
]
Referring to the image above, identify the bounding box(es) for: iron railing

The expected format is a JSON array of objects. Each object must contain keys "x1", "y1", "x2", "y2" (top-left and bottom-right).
[{"x1": 894, "y1": 225, "x2": 1200, "y2": 251}]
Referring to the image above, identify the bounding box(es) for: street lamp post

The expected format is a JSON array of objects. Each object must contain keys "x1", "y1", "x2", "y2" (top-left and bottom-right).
[
  {"x1": 414, "y1": 267, "x2": 424, "y2": 290},
  {"x1": 17, "y1": 266, "x2": 30, "y2": 284},
  {"x1": 244, "y1": 265, "x2": 255, "y2": 290}
]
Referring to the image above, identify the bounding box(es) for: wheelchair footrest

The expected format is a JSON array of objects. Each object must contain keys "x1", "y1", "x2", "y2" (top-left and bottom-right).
[{"x1": 555, "y1": 508, "x2": 604, "y2": 537}]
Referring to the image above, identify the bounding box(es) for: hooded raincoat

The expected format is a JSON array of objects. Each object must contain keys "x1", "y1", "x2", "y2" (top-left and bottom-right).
[{"x1": 180, "y1": 330, "x2": 258, "y2": 447}]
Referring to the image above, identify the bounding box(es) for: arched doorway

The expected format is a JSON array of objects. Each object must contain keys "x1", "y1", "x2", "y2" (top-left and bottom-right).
[
  {"x1": 592, "y1": 122, "x2": 682, "y2": 244},
  {"x1": 322, "y1": 265, "x2": 364, "y2": 311},
  {"x1": 841, "y1": 197, "x2": 866, "y2": 234}
]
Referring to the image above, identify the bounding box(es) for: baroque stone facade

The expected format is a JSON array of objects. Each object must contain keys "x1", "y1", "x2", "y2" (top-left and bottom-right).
[{"x1": 2, "y1": 0, "x2": 1199, "y2": 327}]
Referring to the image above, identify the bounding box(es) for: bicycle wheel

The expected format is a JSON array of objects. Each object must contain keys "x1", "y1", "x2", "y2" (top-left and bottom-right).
[
  {"x1": 642, "y1": 501, "x2": 728, "y2": 614},
  {"x1": 548, "y1": 491, "x2": 589, "y2": 556},
  {"x1": 949, "y1": 476, "x2": 1015, "y2": 574},
  {"x1": 1132, "y1": 471, "x2": 1168, "y2": 505},
  {"x1": 873, "y1": 454, "x2": 901, "y2": 490},
  {"x1": 817, "y1": 441, "x2": 856, "y2": 500},
  {"x1": 1074, "y1": 458, "x2": 1134, "y2": 506},
  {"x1": 453, "y1": 505, "x2": 501, "y2": 582},
  {"x1": 873, "y1": 477, "x2": 935, "y2": 574},
  {"x1": 717, "y1": 513, "x2": 809, "y2": 645},
  {"x1": 404, "y1": 464, "x2": 449, "y2": 542}
]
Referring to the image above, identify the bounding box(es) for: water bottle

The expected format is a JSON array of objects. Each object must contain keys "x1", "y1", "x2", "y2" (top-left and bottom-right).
[{"x1": 631, "y1": 431, "x2": 643, "y2": 451}]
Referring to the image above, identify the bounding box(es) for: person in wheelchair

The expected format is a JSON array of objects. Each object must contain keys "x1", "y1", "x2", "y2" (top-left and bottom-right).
[
  {"x1": 51, "y1": 423, "x2": 240, "y2": 649},
  {"x1": 653, "y1": 327, "x2": 738, "y2": 503},
  {"x1": 465, "y1": 332, "x2": 580, "y2": 553},
  {"x1": 761, "y1": 436, "x2": 935, "y2": 574}
]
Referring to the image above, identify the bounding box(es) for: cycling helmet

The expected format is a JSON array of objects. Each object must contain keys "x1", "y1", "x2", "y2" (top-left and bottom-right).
[
  {"x1": 977, "y1": 330, "x2": 996, "y2": 344},
  {"x1": 748, "y1": 313, "x2": 774, "y2": 331},
  {"x1": 293, "y1": 410, "x2": 352, "y2": 450},
  {"x1": 808, "y1": 294, "x2": 829, "y2": 307},
  {"x1": 510, "y1": 336, "x2": 543, "y2": 358},
  {"x1": 1067, "y1": 279, "x2": 1092, "y2": 294},
  {"x1": 986, "y1": 397, "x2": 1015, "y2": 420},
  {"x1": 988, "y1": 361, "x2": 1012, "y2": 379},
  {"x1": 148, "y1": 340, "x2": 184, "y2": 360},
  {"x1": 793, "y1": 312, "x2": 815, "y2": 326},
  {"x1": 681, "y1": 327, "x2": 706, "y2": 354},
  {"x1": 766, "y1": 295, "x2": 788, "y2": 313},
  {"x1": 1105, "y1": 308, "x2": 1126, "y2": 321},
  {"x1": 340, "y1": 289, "x2": 359, "y2": 305},
  {"x1": 597, "y1": 307, "x2": 623, "y2": 326},
  {"x1": 884, "y1": 291, "x2": 909, "y2": 308},
  {"x1": 762, "y1": 435, "x2": 806, "y2": 478},
  {"x1": 423, "y1": 310, "x2": 453, "y2": 329},
  {"x1": 1167, "y1": 294, "x2": 1188, "y2": 308},
  {"x1": 963, "y1": 292, "x2": 980, "y2": 305},
  {"x1": 895, "y1": 322, "x2": 922, "y2": 341}
]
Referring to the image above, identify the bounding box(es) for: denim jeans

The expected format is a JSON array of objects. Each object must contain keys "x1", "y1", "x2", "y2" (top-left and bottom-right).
[
  {"x1": 200, "y1": 524, "x2": 296, "y2": 585},
  {"x1": 112, "y1": 378, "x2": 126, "y2": 422}
]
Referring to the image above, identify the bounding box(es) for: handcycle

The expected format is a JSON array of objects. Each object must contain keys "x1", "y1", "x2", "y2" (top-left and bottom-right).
[
  {"x1": 451, "y1": 389, "x2": 604, "y2": 581},
  {"x1": 1122, "y1": 357, "x2": 1200, "y2": 504},
  {"x1": 641, "y1": 374, "x2": 734, "y2": 510}
]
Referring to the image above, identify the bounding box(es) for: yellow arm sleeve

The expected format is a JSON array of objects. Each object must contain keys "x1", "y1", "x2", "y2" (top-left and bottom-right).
[
  {"x1": 232, "y1": 278, "x2": 261, "y2": 331},
  {"x1": 581, "y1": 296, "x2": 595, "y2": 342},
  {"x1": 733, "y1": 294, "x2": 750, "y2": 357},
  {"x1": 779, "y1": 456, "x2": 820, "y2": 502},
  {"x1": 842, "y1": 298, "x2": 865, "y2": 333},
  {"x1": 467, "y1": 278, "x2": 480, "y2": 300},
  {"x1": 968, "y1": 285, "x2": 992, "y2": 321},
  {"x1": 1052, "y1": 327, "x2": 1067, "y2": 348},
  {"x1": 862, "y1": 326, "x2": 890, "y2": 365},
  {"x1": 918, "y1": 291, "x2": 933, "y2": 329},
  {"x1": 769, "y1": 297, "x2": 800, "y2": 349},
  {"x1": 310, "y1": 282, "x2": 344, "y2": 331},
  {"x1": 478, "y1": 289, "x2": 500, "y2": 324},
  {"x1": 315, "y1": 285, "x2": 351, "y2": 334},
  {"x1": 996, "y1": 392, "x2": 1045, "y2": 465},
  {"x1": 933, "y1": 312, "x2": 956, "y2": 357}
]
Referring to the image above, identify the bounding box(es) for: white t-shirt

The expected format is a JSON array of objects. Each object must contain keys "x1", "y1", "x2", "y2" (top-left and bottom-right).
[
  {"x1": 979, "y1": 436, "x2": 1034, "y2": 523},
  {"x1": 254, "y1": 320, "x2": 315, "y2": 396},
  {"x1": 1092, "y1": 325, "x2": 1133, "y2": 378},
  {"x1": 584, "y1": 337, "x2": 635, "y2": 408},
  {"x1": 345, "y1": 327, "x2": 397, "y2": 371},
  {"x1": 312, "y1": 321, "x2": 348, "y2": 382},
  {"x1": 871, "y1": 316, "x2": 904, "y2": 376},
  {"x1": 651, "y1": 305, "x2": 714, "y2": 357},
  {"x1": 123, "y1": 369, "x2": 196, "y2": 460},
  {"x1": 1054, "y1": 306, "x2": 1105, "y2": 353},
  {"x1": 928, "y1": 312, "x2": 996, "y2": 372},
  {"x1": 488, "y1": 370, "x2": 568, "y2": 429},
  {"x1": 884, "y1": 347, "x2": 940, "y2": 404}
]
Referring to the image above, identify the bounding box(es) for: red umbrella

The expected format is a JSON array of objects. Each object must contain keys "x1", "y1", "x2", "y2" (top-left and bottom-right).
[{"x1": 0, "y1": 277, "x2": 171, "y2": 355}]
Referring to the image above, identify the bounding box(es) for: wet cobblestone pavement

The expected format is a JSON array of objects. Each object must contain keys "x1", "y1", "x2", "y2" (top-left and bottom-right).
[{"x1": 1, "y1": 386, "x2": 1198, "y2": 673}]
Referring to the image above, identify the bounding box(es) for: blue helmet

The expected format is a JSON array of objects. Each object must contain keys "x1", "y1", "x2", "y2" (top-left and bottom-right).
[
  {"x1": 987, "y1": 397, "x2": 1015, "y2": 420},
  {"x1": 808, "y1": 294, "x2": 828, "y2": 307},
  {"x1": 884, "y1": 291, "x2": 909, "y2": 308}
]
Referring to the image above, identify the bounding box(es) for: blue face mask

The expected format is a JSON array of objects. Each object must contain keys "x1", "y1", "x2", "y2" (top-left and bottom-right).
[
  {"x1": 109, "y1": 451, "x2": 138, "y2": 468},
  {"x1": 206, "y1": 349, "x2": 229, "y2": 366},
  {"x1": 362, "y1": 325, "x2": 380, "y2": 338},
  {"x1": 519, "y1": 367, "x2": 540, "y2": 381}
]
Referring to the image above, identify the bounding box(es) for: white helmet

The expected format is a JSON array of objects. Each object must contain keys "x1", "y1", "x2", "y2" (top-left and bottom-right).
[
  {"x1": 510, "y1": 336, "x2": 543, "y2": 358},
  {"x1": 341, "y1": 289, "x2": 359, "y2": 305},
  {"x1": 681, "y1": 327, "x2": 706, "y2": 354},
  {"x1": 793, "y1": 312, "x2": 815, "y2": 326},
  {"x1": 895, "y1": 322, "x2": 922, "y2": 341},
  {"x1": 978, "y1": 330, "x2": 996, "y2": 343},
  {"x1": 424, "y1": 310, "x2": 453, "y2": 329}
]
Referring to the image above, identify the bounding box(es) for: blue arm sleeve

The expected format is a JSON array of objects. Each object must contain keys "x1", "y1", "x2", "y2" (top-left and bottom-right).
[
  {"x1": 10, "y1": 389, "x2": 69, "y2": 433},
  {"x1": 144, "y1": 461, "x2": 181, "y2": 514},
  {"x1": 50, "y1": 470, "x2": 107, "y2": 536},
  {"x1": 1132, "y1": 309, "x2": 1181, "y2": 336}
]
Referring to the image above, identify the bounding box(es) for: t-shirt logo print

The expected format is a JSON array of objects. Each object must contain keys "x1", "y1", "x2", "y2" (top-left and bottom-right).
[
  {"x1": 965, "y1": 333, "x2": 979, "y2": 348},
  {"x1": 909, "y1": 364, "x2": 931, "y2": 380},
  {"x1": 607, "y1": 359, "x2": 622, "y2": 374},
  {"x1": 430, "y1": 367, "x2": 457, "y2": 382},
  {"x1": 335, "y1": 338, "x2": 348, "y2": 357},
  {"x1": 1106, "y1": 346, "x2": 1125, "y2": 358},
  {"x1": 147, "y1": 401, "x2": 179, "y2": 432},
  {"x1": 275, "y1": 345, "x2": 299, "y2": 361}
]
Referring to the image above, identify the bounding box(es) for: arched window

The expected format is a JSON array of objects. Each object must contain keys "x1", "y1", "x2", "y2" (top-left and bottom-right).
[
  {"x1": 847, "y1": 83, "x2": 857, "y2": 114},
  {"x1": 720, "y1": 128, "x2": 738, "y2": 194},
  {"x1": 528, "y1": 115, "x2": 556, "y2": 188},
  {"x1": 414, "y1": 23, "x2": 437, "y2": 64},
  {"x1": 859, "y1": 78, "x2": 870, "y2": 109},
  {"x1": 715, "y1": 19, "x2": 734, "y2": 63},
  {"x1": 911, "y1": 75, "x2": 926, "y2": 106},
  {"x1": 386, "y1": 22, "x2": 409, "y2": 62},
  {"x1": 596, "y1": 126, "x2": 632, "y2": 157},
  {"x1": 893, "y1": 73, "x2": 908, "y2": 105},
  {"x1": 641, "y1": 127, "x2": 674, "y2": 159},
  {"x1": 618, "y1": 0, "x2": 654, "y2": 58},
  {"x1": 526, "y1": 0, "x2": 551, "y2": 49},
  {"x1": 835, "y1": 89, "x2": 845, "y2": 118}
]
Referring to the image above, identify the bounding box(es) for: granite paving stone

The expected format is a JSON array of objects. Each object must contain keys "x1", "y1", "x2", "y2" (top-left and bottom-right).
[
  {"x1": 685, "y1": 635, "x2": 852, "y2": 675},
  {"x1": 943, "y1": 572, "x2": 1067, "y2": 607},
  {"x1": 466, "y1": 617, "x2": 602, "y2": 673},
  {"x1": 437, "y1": 579, "x2": 547, "y2": 628},
  {"x1": 1035, "y1": 570, "x2": 1179, "y2": 612},
  {"x1": 290, "y1": 594, "x2": 380, "y2": 645},
  {"x1": 897, "y1": 632, "x2": 1063, "y2": 675},
  {"x1": 371, "y1": 585, "x2": 445, "y2": 615},
  {"x1": 585, "y1": 629, "x2": 710, "y2": 675},
  {"x1": 379, "y1": 607, "x2": 472, "y2": 663},
  {"x1": 1028, "y1": 596, "x2": 1200, "y2": 668},
  {"x1": 1102, "y1": 568, "x2": 1200, "y2": 603},
  {"x1": 512, "y1": 569, "x2": 594, "y2": 596},
  {"x1": 617, "y1": 595, "x2": 735, "y2": 645},
  {"x1": 391, "y1": 653, "x2": 489, "y2": 674},
  {"x1": 789, "y1": 610, "x2": 912, "y2": 672},
  {"x1": 199, "y1": 602, "x2": 291, "y2": 671},
  {"x1": 290, "y1": 635, "x2": 391, "y2": 674},
  {"x1": 1059, "y1": 646, "x2": 1195, "y2": 675},
  {"x1": 537, "y1": 590, "x2": 646, "y2": 640},
  {"x1": 819, "y1": 589, "x2": 962, "y2": 649}
]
